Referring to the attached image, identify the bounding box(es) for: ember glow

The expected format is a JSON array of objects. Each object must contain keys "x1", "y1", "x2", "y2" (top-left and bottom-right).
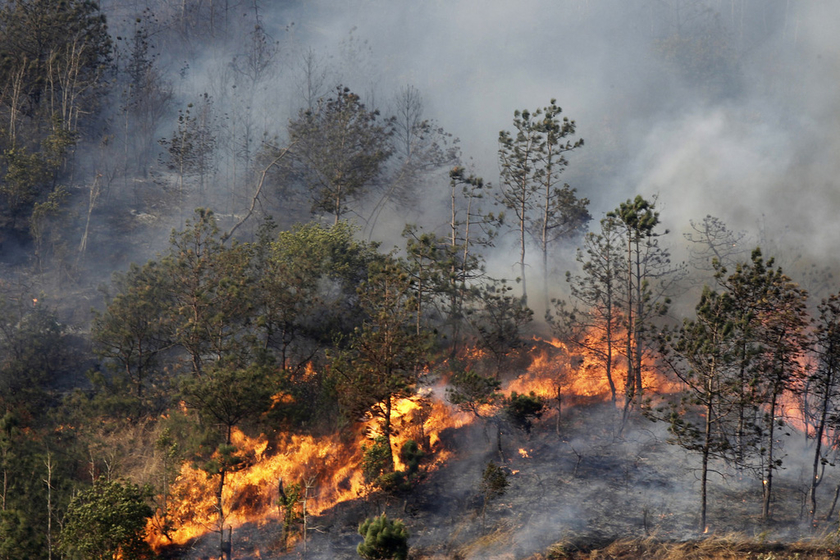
[
  {"x1": 149, "y1": 383, "x2": 472, "y2": 550},
  {"x1": 148, "y1": 337, "x2": 675, "y2": 551},
  {"x1": 150, "y1": 429, "x2": 366, "y2": 548},
  {"x1": 506, "y1": 336, "x2": 677, "y2": 404}
]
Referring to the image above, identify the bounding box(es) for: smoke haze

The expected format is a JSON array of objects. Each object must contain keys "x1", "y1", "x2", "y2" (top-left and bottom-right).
[{"x1": 190, "y1": 0, "x2": 834, "y2": 271}]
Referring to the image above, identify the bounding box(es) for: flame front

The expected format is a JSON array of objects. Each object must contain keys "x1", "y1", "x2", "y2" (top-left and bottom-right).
[
  {"x1": 153, "y1": 430, "x2": 366, "y2": 548},
  {"x1": 148, "y1": 334, "x2": 675, "y2": 551},
  {"x1": 506, "y1": 336, "x2": 677, "y2": 405},
  {"x1": 150, "y1": 382, "x2": 469, "y2": 550}
]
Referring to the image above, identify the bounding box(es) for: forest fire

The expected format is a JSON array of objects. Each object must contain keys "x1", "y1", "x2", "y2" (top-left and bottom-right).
[
  {"x1": 149, "y1": 383, "x2": 473, "y2": 550},
  {"x1": 147, "y1": 334, "x2": 681, "y2": 553},
  {"x1": 146, "y1": 333, "x2": 693, "y2": 554},
  {"x1": 150, "y1": 429, "x2": 367, "y2": 549},
  {"x1": 506, "y1": 336, "x2": 678, "y2": 405}
]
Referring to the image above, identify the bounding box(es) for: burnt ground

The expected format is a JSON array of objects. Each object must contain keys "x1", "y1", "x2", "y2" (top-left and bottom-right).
[{"x1": 160, "y1": 402, "x2": 840, "y2": 560}]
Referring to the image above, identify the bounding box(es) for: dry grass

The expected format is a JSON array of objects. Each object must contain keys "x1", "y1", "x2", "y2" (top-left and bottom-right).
[
  {"x1": 450, "y1": 519, "x2": 519, "y2": 560},
  {"x1": 524, "y1": 534, "x2": 840, "y2": 560}
]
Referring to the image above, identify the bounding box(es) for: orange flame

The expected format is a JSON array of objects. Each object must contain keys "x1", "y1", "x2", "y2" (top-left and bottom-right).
[
  {"x1": 508, "y1": 336, "x2": 677, "y2": 405},
  {"x1": 149, "y1": 334, "x2": 679, "y2": 552},
  {"x1": 149, "y1": 382, "x2": 469, "y2": 551}
]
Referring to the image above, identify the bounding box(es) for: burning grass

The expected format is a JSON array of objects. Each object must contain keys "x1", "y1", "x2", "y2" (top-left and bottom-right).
[
  {"x1": 151, "y1": 338, "x2": 840, "y2": 559},
  {"x1": 151, "y1": 384, "x2": 472, "y2": 551}
]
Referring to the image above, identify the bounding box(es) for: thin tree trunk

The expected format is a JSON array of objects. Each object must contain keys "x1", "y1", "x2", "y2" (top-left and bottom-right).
[
  {"x1": 77, "y1": 174, "x2": 100, "y2": 265},
  {"x1": 825, "y1": 481, "x2": 840, "y2": 521},
  {"x1": 520, "y1": 196, "x2": 527, "y2": 303},
  {"x1": 701, "y1": 394, "x2": 713, "y2": 533},
  {"x1": 45, "y1": 452, "x2": 53, "y2": 560},
  {"x1": 384, "y1": 397, "x2": 394, "y2": 471},
  {"x1": 762, "y1": 391, "x2": 779, "y2": 520},
  {"x1": 218, "y1": 468, "x2": 226, "y2": 559},
  {"x1": 809, "y1": 356, "x2": 834, "y2": 526},
  {"x1": 624, "y1": 233, "x2": 634, "y2": 409}
]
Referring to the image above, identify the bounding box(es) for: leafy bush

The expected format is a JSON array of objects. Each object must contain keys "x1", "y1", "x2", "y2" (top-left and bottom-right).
[
  {"x1": 59, "y1": 478, "x2": 153, "y2": 560},
  {"x1": 357, "y1": 513, "x2": 409, "y2": 560}
]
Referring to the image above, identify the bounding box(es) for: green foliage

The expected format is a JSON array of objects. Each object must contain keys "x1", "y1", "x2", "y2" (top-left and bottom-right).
[
  {"x1": 497, "y1": 99, "x2": 587, "y2": 302},
  {"x1": 551, "y1": 214, "x2": 625, "y2": 404},
  {"x1": 277, "y1": 479, "x2": 302, "y2": 550},
  {"x1": 399, "y1": 439, "x2": 424, "y2": 477},
  {"x1": 0, "y1": 296, "x2": 67, "y2": 415},
  {"x1": 91, "y1": 216, "x2": 387, "y2": 435},
  {"x1": 608, "y1": 195, "x2": 680, "y2": 407},
  {"x1": 59, "y1": 478, "x2": 153, "y2": 560},
  {"x1": 0, "y1": 0, "x2": 112, "y2": 110},
  {"x1": 479, "y1": 460, "x2": 509, "y2": 527},
  {"x1": 117, "y1": 15, "x2": 173, "y2": 176},
  {"x1": 153, "y1": 427, "x2": 180, "y2": 538},
  {"x1": 285, "y1": 85, "x2": 394, "y2": 223},
  {"x1": 387, "y1": 85, "x2": 460, "y2": 212},
  {"x1": 153, "y1": 409, "x2": 212, "y2": 477},
  {"x1": 0, "y1": 508, "x2": 39, "y2": 560},
  {"x1": 441, "y1": 167, "x2": 497, "y2": 353},
  {"x1": 362, "y1": 435, "x2": 392, "y2": 485},
  {"x1": 402, "y1": 224, "x2": 453, "y2": 335},
  {"x1": 649, "y1": 284, "x2": 738, "y2": 531},
  {"x1": 158, "y1": 94, "x2": 217, "y2": 198},
  {"x1": 0, "y1": 147, "x2": 50, "y2": 220},
  {"x1": 714, "y1": 249, "x2": 809, "y2": 519},
  {"x1": 481, "y1": 460, "x2": 509, "y2": 500},
  {"x1": 30, "y1": 185, "x2": 68, "y2": 273},
  {"x1": 162, "y1": 208, "x2": 254, "y2": 375},
  {"x1": 335, "y1": 258, "x2": 430, "y2": 470},
  {"x1": 656, "y1": 285, "x2": 738, "y2": 453},
  {"x1": 446, "y1": 363, "x2": 501, "y2": 418},
  {"x1": 610, "y1": 195, "x2": 660, "y2": 237},
  {"x1": 200, "y1": 443, "x2": 244, "y2": 478},
  {"x1": 469, "y1": 279, "x2": 533, "y2": 374},
  {"x1": 369, "y1": 439, "x2": 425, "y2": 495},
  {"x1": 254, "y1": 220, "x2": 381, "y2": 371},
  {"x1": 0, "y1": 412, "x2": 44, "y2": 559},
  {"x1": 180, "y1": 362, "x2": 275, "y2": 444},
  {"x1": 357, "y1": 513, "x2": 409, "y2": 560},
  {"x1": 0, "y1": 0, "x2": 111, "y2": 233},
  {"x1": 503, "y1": 391, "x2": 545, "y2": 434},
  {"x1": 92, "y1": 261, "x2": 174, "y2": 415}
]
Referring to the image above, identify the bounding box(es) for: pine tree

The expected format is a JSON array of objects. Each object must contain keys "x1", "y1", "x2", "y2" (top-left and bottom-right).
[
  {"x1": 59, "y1": 478, "x2": 153, "y2": 560},
  {"x1": 497, "y1": 100, "x2": 586, "y2": 303},
  {"x1": 653, "y1": 286, "x2": 740, "y2": 532},
  {"x1": 357, "y1": 513, "x2": 409, "y2": 560},
  {"x1": 285, "y1": 86, "x2": 394, "y2": 224}
]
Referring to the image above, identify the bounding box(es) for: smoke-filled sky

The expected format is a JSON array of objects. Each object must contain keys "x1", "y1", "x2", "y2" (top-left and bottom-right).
[
  {"x1": 101, "y1": 0, "x2": 840, "y2": 281},
  {"x1": 238, "y1": 1, "x2": 837, "y2": 260}
]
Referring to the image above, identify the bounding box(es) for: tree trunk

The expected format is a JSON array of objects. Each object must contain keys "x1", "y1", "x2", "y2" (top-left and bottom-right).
[
  {"x1": 701, "y1": 395, "x2": 713, "y2": 533},
  {"x1": 218, "y1": 468, "x2": 226, "y2": 559},
  {"x1": 762, "y1": 390, "x2": 779, "y2": 520},
  {"x1": 825, "y1": 481, "x2": 840, "y2": 521},
  {"x1": 809, "y1": 358, "x2": 834, "y2": 526},
  {"x1": 384, "y1": 397, "x2": 395, "y2": 471},
  {"x1": 633, "y1": 242, "x2": 644, "y2": 404},
  {"x1": 45, "y1": 453, "x2": 53, "y2": 560},
  {"x1": 624, "y1": 234, "x2": 635, "y2": 410},
  {"x1": 520, "y1": 196, "x2": 527, "y2": 303}
]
